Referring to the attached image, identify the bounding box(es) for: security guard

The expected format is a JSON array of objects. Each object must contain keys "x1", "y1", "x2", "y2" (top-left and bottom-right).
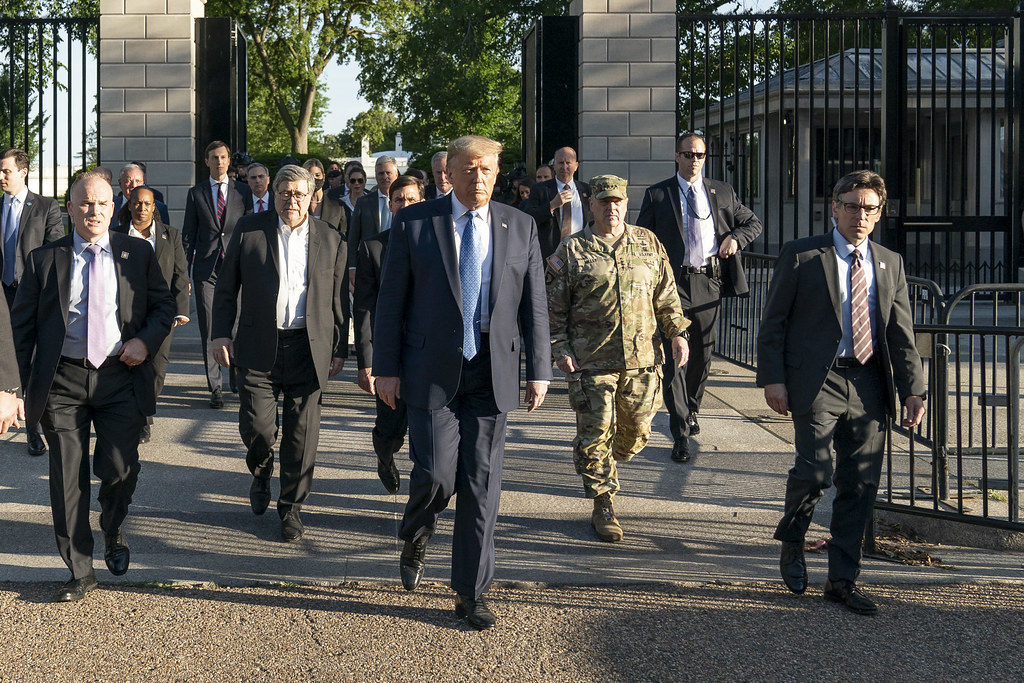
[{"x1": 546, "y1": 175, "x2": 691, "y2": 542}]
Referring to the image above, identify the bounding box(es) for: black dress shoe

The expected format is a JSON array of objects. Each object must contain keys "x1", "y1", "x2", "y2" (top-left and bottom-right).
[
  {"x1": 27, "y1": 430, "x2": 47, "y2": 457},
  {"x1": 686, "y1": 412, "x2": 700, "y2": 436},
  {"x1": 455, "y1": 594, "x2": 496, "y2": 630},
  {"x1": 249, "y1": 476, "x2": 271, "y2": 515},
  {"x1": 377, "y1": 455, "x2": 400, "y2": 494},
  {"x1": 209, "y1": 388, "x2": 224, "y2": 409},
  {"x1": 671, "y1": 438, "x2": 691, "y2": 463},
  {"x1": 229, "y1": 369, "x2": 238, "y2": 394},
  {"x1": 400, "y1": 537, "x2": 428, "y2": 591},
  {"x1": 138, "y1": 424, "x2": 151, "y2": 444},
  {"x1": 281, "y1": 510, "x2": 304, "y2": 542},
  {"x1": 779, "y1": 541, "x2": 807, "y2": 594},
  {"x1": 104, "y1": 531, "x2": 131, "y2": 576},
  {"x1": 55, "y1": 575, "x2": 98, "y2": 602},
  {"x1": 824, "y1": 579, "x2": 877, "y2": 615}
]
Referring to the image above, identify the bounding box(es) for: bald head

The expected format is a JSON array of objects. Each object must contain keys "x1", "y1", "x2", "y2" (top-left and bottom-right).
[{"x1": 553, "y1": 147, "x2": 578, "y2": 184}]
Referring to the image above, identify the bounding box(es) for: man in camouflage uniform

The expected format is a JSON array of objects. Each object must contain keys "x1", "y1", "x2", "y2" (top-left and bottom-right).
[{"x1": 546, "y1": 175, "x2": 691, "y2": 542}]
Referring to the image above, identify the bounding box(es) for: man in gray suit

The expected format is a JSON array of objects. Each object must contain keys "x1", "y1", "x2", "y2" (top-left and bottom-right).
[
  {"x1": 210, "y1": 165, "x2": 349, "y2": 543},
  {"x1": 346, "y1": 155, "x2": 399, "y2": 290},
  {"x1": 374, "y1": 135, "x2": 551, "y2": 630},
  {"x1": 757, "y1": 170, "x2": 926, "y2": 615}
]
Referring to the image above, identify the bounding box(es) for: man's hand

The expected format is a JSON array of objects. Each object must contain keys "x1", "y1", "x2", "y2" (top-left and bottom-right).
[
  {"x1": 0, "y1": 391, "x2": 25, "y2": 434},
  {"x1": 357, "y1": 367, "x2": 375, "y2": 394},
  {"x1": 330, "y1": 357, "x2": 345, "y2": 377},
  {"x1": 348, "y1": 269, "x2": 356, "y2": 294},
  {"x1": 549, "y1": 188, "x2": 573, "y2": 211},
  {"x1": 764, "y1": 383, "x2": 789, "y2": 416},
  {"x1": 376, "y1": 376, "x2": 400, "y2": 409},
  {"x1": 118, "y1": 338, "x2": 150, "y2": 366},
  {"x1": 718, "y1": 235, "x2": 739, "y2": 258},
  {"x1": 210, "y1": 337, "x2": 233, "y2": 367},
  {"x1": 174, "y1": 315, "x2": 190, "y2": 327},
  {"x1": 556, "y1": 354, "x2": 580, "y2": 374},
  {"x1": 525, "y1": 382, "x2": 548, "y2": 412},
  {"x1": 671, "y1": 335, "x2": 690, "y2": 368},
  {"x1": 902, "y1": 396, "x2": 926, "y2": 428}
]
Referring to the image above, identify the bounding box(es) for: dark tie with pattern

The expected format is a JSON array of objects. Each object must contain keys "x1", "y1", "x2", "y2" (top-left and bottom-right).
[
  {"x1": 560, "y1": 189, "x2": 573, "y2": 240},
  {"x1": 216, "y1": 182, "x2": 226, "y2": 226},
  {"x1": 850, "y1": 250, "x2": 873, "y2": 364}
]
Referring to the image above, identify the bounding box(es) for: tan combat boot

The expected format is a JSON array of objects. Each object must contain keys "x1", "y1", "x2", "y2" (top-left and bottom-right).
[{"x1": 591, "y1": 492, "x2": 623, "y2": 542}]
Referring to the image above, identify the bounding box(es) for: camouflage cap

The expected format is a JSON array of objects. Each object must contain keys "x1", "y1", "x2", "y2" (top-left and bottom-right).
[{"x1": 590, "y1": 174, "x2": 628, "y2": 200}]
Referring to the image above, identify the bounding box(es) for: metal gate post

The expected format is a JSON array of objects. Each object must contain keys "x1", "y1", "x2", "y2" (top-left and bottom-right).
[
  {"x1": 880, "y1": 0, "x2": 904, "y2": 252},
  {"x1": 1013, "y1": 3, "x2": 1024, "y2": 281}
]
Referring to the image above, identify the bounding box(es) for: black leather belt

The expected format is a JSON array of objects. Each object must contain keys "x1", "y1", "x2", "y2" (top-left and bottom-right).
[
  {"x1": 833, "y1": 356, "x2": 874, "y2": 370},
  {"x1": 277, "y1": 328, "x2": 308, "y2": 339},
  {"x1": 682, "y1": 256, "x2": 722, "y2": 277},
  {"x1": 60, "y1": 355, "x2": 120, "y2": 369}
]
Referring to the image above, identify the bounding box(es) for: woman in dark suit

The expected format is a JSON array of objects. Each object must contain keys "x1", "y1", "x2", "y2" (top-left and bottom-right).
[{"x1": 115, "y1": 186, "x2": 191, "y2": 443}]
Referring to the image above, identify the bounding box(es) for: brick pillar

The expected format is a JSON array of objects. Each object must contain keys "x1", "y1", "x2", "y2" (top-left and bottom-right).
[
  {"x1": 572, "y1": 0, "x2": 677, "y2": 219},
  {"x1": 98, "y1": 0, "x2": 204, "y2": 226}
]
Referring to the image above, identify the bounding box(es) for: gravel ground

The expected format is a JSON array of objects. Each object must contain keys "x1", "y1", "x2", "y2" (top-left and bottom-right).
[{"x1": 2, "y1": 580, "x2": 1022, "y2": 681}]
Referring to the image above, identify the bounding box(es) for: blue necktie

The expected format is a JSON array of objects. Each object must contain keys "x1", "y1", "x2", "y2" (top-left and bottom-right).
[
  {"x1": 2, "y1": 198, "x2": 17, "y2": 286},
  {"x1": 685, "y1": 186, "x2": 704, "y2": 268},
  {"x1": 459, "y1": 210, "x2": 484, "y2": 360}
]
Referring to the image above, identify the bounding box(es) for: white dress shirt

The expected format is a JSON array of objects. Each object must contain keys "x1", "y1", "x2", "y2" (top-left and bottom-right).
[
  {"x1": 3, "y1": 186, "x2": 29, "y2": 235},
  {"x1": 450, "y1": 193, "x2": 493, "y2": 332},
  {"x1": 556, "y1": 178, "x2": 584, "y2": 235},
  {"x1": 276, "y1": 216, "x2": 310, "y2": 330},
  {"x1": 253, "y1": 192, "x2": 271, "y2": 213},
  {"x1": 677, "y1": 173, "x2": 719, "y2": 267},
  {"x1": 62, "y1": 231, "x2": 122, "y2": 359}
]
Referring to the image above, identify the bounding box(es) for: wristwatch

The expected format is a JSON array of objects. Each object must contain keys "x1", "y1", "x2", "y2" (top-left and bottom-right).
[{"x1": 678, "y1": 329, "x2": 690, "y2": 341}]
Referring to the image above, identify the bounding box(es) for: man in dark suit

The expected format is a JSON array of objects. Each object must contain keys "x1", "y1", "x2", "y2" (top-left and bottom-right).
[
  {"x1": 522, "y1": 146, "x2": 592, "y2": 258},
  {"x1": 11, "y1": 171, "x2": 174, "y2": 602},
  {"x1": 210, "y1": 165, "x2": 349, "y2": 543},
  {"x1": 424, "y1": 151, "x2": 451, "y2": 200},
  {"x1": 757, "y1": 170, "x2": 926, "y2": 615},
  {"x1": 353, "y1": 175, "x2": 424, "y2": 494},
  {"x1": 637, "y1": 132, "x2": 762, "y2": 462},
  {"x1": 110, "y1": 163, "x2": 169, "y2": 228},
  {"x1": 1, "y1": 147, "x2": 65, "y2": 457},
  {"x1": 346, "y1": 155, "x2": 399, "y2": 290},
  {"x1": 374, "y1": 135, "x2": 552, "y2": 630},
  {"x1": 0, "y1": 294, "x2": 25, "y2": 434},
  {"x1": 113, "y1": 185, "x2": 191, "y2": 443},
  {"x1": 182, "y1": 140, "x2": 253, "y2": 408}
]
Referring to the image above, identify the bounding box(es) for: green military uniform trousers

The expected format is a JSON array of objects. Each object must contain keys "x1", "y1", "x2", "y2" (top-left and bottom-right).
[{"x1": 566, "y1": 366, "x2": 662, "y2": 498}]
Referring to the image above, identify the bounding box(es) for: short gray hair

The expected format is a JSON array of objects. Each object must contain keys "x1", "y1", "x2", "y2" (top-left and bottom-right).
[
  {"x1": 119, "y1": 162, "x2": 144, "y2": 180},
  {"x1": 431, "y1": 151, "x2": 448, "y2": 165},
  {"x1": 272, "y1": 164, "x2": 315, "y2": 195},
  {"x1": 375, "y1": 155, "x2": 397, "y2": 169},
  {"x1": 247, "y1": 162, "x2": 269, "y2": 176}
]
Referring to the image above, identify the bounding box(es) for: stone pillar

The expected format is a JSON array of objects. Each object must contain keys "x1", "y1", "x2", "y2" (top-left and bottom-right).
[
  {"x1": 572, "y1": 0, "x2": 677, "y2": 218},
  {"x1": 98, "y1": 0, "x2": 205, "y2": 226}
]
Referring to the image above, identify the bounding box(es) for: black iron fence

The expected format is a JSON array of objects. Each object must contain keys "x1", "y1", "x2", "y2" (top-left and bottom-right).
[
  {"x1": 678, "y1": 7, "x2": 1022, "y2": 287},
  {"x1": 1, "y1": 16, "x2": 99, "y2": 203}
]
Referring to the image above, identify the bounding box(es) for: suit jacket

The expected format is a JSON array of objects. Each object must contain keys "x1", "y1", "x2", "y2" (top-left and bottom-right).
[
  {"x1": 111, "y1": 193, "x2": 170, "y2": 228},
  {"x1": 11, "y1": 231, "x2": 175, "y2": 426},
  {"x1": 346, "y1": 191, "x2": 385, "y2": 267},
  {"x1": 181, "y1": 179, "x2": 252, "y2": 283},
  {"x1": 113, "y1": 219, "x2": 190, "y2": 319},
  {"x1": 373, "y1": 195, "x2": 552, "y2": 413},
  {"x1": 211, "y1": 211, "x2": 350, "y2": 390},
  {"x1": 521, "y1": 178, "x2": 593, "y2": 258},
  {"x1": 0, "y1": 191, "x2": 64, "y2": 282},
  {"x1": 756, "y1": 232, "x2": 926, "y2": 416},
  {"x1": 636, "y1": 176, "x2": 762, "y2": 299},
  {"x1": 0, "y1": 294, "x2": 18, "y2": 390},
  {"x1": 353, "y1": 229, "x2": 389, "y2": 370},
  {"x1": 319, "y1": 193, "x2": 349, "y2": 239}
]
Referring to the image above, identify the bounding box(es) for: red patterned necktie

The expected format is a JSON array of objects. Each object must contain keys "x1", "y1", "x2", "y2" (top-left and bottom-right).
[
  {"x1": 257, "y1": 198, "x2": 264, "y2": 212},
  {"x1": 850, "y1": 250, "x2": 873, "y2": 364},
  {"x1": 216, "y1": 182, "x2": 227, "y2": 225}
]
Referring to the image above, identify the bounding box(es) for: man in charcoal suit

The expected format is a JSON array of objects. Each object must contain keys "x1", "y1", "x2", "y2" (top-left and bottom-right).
[{"x1": 521, "y1": 146, "x2": 592, "y2": 258}]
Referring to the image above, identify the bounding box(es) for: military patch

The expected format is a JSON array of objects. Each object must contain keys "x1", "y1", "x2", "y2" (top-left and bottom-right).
[{"x1": 547, "y1": 254, "x2": 565, "y2": 271}]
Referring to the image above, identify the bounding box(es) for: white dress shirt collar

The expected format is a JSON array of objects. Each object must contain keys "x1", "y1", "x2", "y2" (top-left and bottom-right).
[
  {"x1": 450, "y1": 193, "x2": 491, "y2": 226},
  {"x1": 5, "y1": 186, "x2": 29, "y2": 205},
  {"x1": 128, "y1": 221, "x2": 158, "y2": 250}
]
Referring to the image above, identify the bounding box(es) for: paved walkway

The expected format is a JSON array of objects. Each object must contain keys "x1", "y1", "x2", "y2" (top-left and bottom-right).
[{"x1": 2, "y1": 322, "x2": 1022, "y2": 588}]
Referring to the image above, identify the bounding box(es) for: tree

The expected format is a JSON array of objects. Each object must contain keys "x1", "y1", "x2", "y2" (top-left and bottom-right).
[{"x1": 205, "y1": 0, "x2": 402, "y2": 154}]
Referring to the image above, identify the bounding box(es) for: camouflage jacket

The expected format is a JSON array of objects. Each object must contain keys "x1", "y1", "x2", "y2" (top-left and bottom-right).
[{"x1": 546, "y1": 224, "x2": 690, "y2": 371}]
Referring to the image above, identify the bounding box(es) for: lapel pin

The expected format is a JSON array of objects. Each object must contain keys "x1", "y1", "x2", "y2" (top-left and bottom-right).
[
  {"x1": 501, "y1": 221, "x2": 508, "y2": 230},
  {"x1": 879, "y1": 262, "x2": 886, "y2": 270},
  {"x1": 121, "y1": 251, "x2": 129, "y2": 259},
  {"x1": 709, "y1": 188, "x2": 716, "y2": 194}
]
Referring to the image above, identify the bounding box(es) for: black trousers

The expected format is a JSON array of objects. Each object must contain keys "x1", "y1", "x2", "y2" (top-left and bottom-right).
[
  {"x1": 662, "y1": 272, "x2": 721, "y2": 441},
  {"x1": 400, "y1": 343, "x2": 507, "y2": 599},
  {"x1": 41, "y1": 358, "x2": 145, "y2": 579},
  {"x1": 193, "y1": 277, "x2": 225, "y2": 393},
  {"x1": 4, "y1": 282, "x2": 44, "y2": 443},
  {"x1": 237, "y1": 329, "x2": 321, "y2": 517},
  {"x1": 373, "y1": 395, "x2": 408, "y2": 457},
  {"x1": 773, "y1": 360, "x2": 888, "y2": 584}
]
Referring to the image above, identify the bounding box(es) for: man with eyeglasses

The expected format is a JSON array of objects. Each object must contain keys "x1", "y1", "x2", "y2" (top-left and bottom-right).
[
  {"x1": 209, "y1": 164, "x2": 349, "y2": 543},
  {"x1": 637, "y1": 132, "x2": 762, "y2": 463},
  {"x1": 757, "y1": 170, "x2": 925, "y2": 615}
]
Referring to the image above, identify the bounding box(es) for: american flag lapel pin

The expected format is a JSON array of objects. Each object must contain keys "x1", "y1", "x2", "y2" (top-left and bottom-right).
[{"x1": 121, "y1": 251, "x2": 129, "y2": 259}]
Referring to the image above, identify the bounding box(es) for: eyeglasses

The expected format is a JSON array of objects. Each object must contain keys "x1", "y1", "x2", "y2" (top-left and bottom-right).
[
  {"x1": 349, "y1": 178, "x2": 365, "y2": 184},
  {"x1": 678, "y1": 151, "x2": 706, "y2": 160},
  {"x1": 276, "y1": 191, "x2": 309, "y2": 203},
  {"x1": 839, "y1": 202, "x2": 883, "y2": 216}
]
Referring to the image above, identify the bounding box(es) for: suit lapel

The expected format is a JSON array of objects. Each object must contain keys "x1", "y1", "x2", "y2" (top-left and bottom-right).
[
  {"x1": 819, "y1": 242, "x2": 843, "y2": 326},
  {"x1": 199, "y1": 181, "x2": 217, "y2": 222},
  {"x1": 306, "y1": 219, "x2": 324, "y2": 306},
  {"x1": 702, "y1": 179, "x2": 723, "y2": 236},
  {"x1": 110, "y1": 234, "x2": 132, "y2": 328},
  {"x1": 154, "y1": 222, "x2": 172, "y2": 270},
  {"x1": 669, "y1": 180, "x2": 684, "y2": 237},
  {"x1": 55, "y1": 240, "x2": 73, "y2": 326},
  {"x1": 19, "y1": 193, "x2": 39, "y2": 234},
  {"x1": 433, "y1": 204, "x2": 461, "y2": 311},
  {"x1": 263, "y1": 216, "x2": 279, "y2": 280},
  {"x1": 869, "y1": 242, "x2": 893, "y2": 325},
  {"x1": 488, "y1": 204, "x2": 508, "y2": 313}
]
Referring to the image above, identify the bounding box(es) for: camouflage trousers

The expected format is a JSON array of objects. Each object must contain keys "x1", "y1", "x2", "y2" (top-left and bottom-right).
[{"x1": 566, "y1": 367, "x2": 662, "y2": 499}]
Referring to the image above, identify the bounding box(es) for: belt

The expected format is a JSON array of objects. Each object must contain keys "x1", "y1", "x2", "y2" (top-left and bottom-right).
[
  {"x1": 832, "y1": 356, "x2": 874, "y2": 370},
  {"x1": 277, "y1": 327, "x2": 308, "y2": 338},
  {"x1": 682, "y1": 256, "x2": 722, "y2": 277},
  {"x1": 60, "y1": 355, "x2": 120, "y2": 369}
]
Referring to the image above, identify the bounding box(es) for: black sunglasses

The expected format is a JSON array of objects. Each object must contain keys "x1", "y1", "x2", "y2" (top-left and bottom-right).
[{"x1": 678, "y1": 151, "x2": 706, "y2": 160}]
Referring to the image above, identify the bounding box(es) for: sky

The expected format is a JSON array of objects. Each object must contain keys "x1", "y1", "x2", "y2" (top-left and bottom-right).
[{"x1": 319, "y1": 60, "x2": 371, "y2": 135}]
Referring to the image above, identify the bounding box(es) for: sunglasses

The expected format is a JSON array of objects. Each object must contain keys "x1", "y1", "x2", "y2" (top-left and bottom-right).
[{"x1": 678, "y1": 151, "x2": 706, "y2": 160}]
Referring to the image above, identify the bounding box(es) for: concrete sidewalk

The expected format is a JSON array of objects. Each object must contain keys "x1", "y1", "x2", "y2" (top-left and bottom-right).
[{"x1": 2, "y1": 322, "x2": 1023, "y2": 587}]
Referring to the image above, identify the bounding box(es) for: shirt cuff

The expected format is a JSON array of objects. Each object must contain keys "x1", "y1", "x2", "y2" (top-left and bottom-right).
[
  {"x1": 175, "y1": 315, "x2": 190, "y2": 323},
  {"x1": 528, "y1": 379, "x2": 550, "y2": 385}
]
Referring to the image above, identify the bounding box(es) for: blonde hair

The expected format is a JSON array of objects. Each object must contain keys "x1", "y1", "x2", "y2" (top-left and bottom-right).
[{"x1": 447, "y1": 135, "x2": 503, "y2": 165}]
